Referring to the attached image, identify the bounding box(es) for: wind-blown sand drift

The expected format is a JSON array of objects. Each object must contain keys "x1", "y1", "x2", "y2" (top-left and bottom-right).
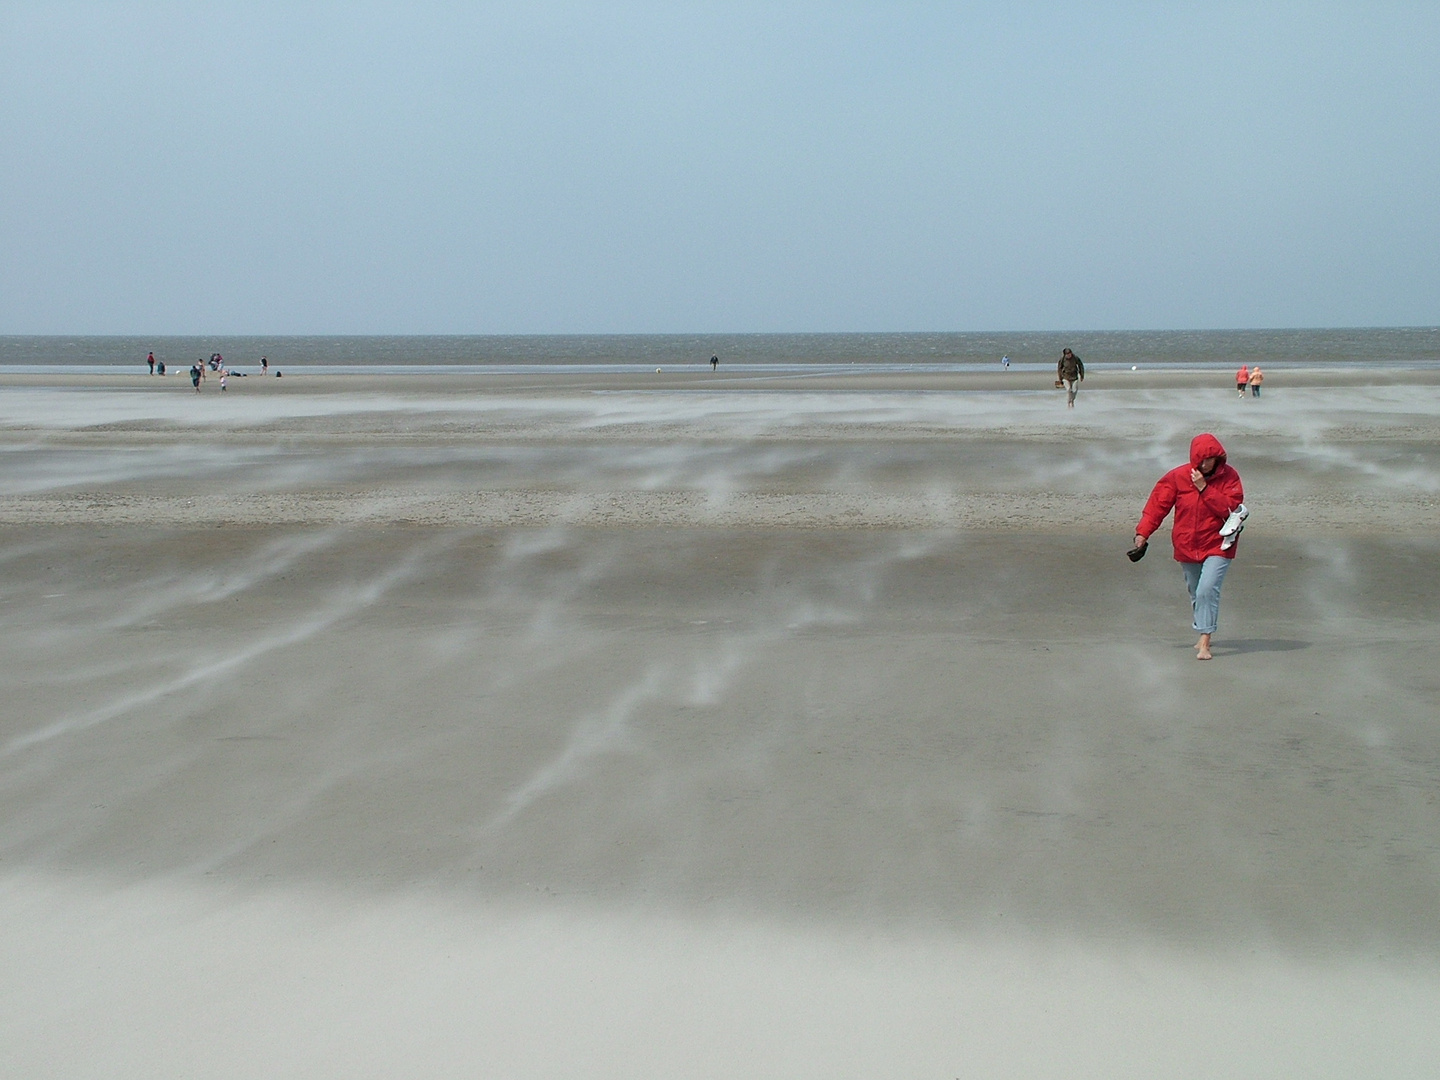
[{"x1": 2, "y1": 369, "x2": 1439, "y2": 1077}]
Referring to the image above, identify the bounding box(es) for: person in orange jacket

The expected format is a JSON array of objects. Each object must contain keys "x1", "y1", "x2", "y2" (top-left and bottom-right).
[{"x1": 1130, "y1": 433, "x2": 1245, "y2": 660}]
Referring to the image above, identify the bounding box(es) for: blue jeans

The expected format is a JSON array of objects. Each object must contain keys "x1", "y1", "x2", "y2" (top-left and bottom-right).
[{"x1": 1180, "y1": 556, "x2": 1231, "y2": 635}]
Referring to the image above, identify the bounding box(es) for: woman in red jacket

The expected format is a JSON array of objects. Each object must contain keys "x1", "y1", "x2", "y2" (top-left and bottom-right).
[{"x1": 1132, "y1": 433, "x2": 1245, "y2": 660}]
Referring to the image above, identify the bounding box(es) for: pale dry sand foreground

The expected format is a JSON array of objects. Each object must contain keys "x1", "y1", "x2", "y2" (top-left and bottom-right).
[{"x1": 2, "y1": 370, "x2": 1440, "y2": 1077}]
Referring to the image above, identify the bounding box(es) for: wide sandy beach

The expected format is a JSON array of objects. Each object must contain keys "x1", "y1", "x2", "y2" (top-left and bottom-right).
[{"x1": 3, "y1": 366, "x2": 1439, "y2": 1077}]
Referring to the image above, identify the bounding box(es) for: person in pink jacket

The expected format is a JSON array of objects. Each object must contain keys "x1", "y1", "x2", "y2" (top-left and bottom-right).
[{"x1": 1130, "y1": 433, "x2": 1245, "y2": 660}]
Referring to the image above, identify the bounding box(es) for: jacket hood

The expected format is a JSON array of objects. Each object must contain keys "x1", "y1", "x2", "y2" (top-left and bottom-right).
[{"x1": 1190, "y1": 432, "x2": 1227, "y2": 468}]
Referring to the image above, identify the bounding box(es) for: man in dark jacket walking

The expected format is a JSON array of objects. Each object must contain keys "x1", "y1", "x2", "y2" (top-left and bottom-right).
[
  {"x1": 1131, "y1": 433, "x2": 1245, "y2": 660},
  {"x1": 1058, "y1": 348, "x2": 1084, "y2": 408}
]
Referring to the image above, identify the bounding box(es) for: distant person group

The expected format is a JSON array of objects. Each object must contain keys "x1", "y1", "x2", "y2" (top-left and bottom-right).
[
  {"x1": 146, "y1": 350, "x2": 277, "y2": 387},
  {"x1": 1041, "y1": 349, "x2": 1267, "y2": 407}
]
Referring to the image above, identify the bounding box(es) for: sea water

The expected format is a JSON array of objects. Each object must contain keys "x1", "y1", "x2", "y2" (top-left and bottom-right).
[{"x1": 2, "y1": 327, "x2": 1438, "y2": 376}]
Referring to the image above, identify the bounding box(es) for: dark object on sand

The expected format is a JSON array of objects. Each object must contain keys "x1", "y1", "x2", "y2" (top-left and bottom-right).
[{"x1": 1126, "y1": 541, "x2": 1148, "y2": 562}]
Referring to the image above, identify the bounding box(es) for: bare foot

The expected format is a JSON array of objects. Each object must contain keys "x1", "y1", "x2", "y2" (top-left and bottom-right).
[{"x1": 1195, "y1": 633, "x2": 1213, "y2": 660}]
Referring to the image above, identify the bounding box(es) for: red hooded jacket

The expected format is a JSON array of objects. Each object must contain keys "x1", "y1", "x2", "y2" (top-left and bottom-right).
[{"x1": 1136, "y1": 433, "x2": 1245, "y2": 562}]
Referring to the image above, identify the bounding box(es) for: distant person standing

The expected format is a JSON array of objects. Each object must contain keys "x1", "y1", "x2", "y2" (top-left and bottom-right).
[
  {"x1": 1235, "y1": 364, "x2": 1249, "y2": 398},
  {"x1": 147, "y1": 351, "x2": 156, "y2": 375},
  {"x1": 1001, "y1": 354, "x2": 1011, "y2": 370},
  {"x1": 1058, "y1": 348, "x2": 1084, "y2": 408},
  {"x1": 260, "y1": 356, "x2": 269, "y2": 375},
  {"x1": 190, "y1": 363, "x2": 202, "y2": 392},
  {"x1": 1248, "y1": 366, "x2": 1264, "y2": 397},
  {"x1": 711, "y1": 355, "x2": 719, "y2": 371},
  {"x1": 1129, "y1": 433, "x2": 1246, "y2": 661}
]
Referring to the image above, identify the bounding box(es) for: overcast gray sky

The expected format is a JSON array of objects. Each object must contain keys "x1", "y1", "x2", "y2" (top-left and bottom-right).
[{"x1": 2, "y1": 2, "x2": 1436, "y2": 334}]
